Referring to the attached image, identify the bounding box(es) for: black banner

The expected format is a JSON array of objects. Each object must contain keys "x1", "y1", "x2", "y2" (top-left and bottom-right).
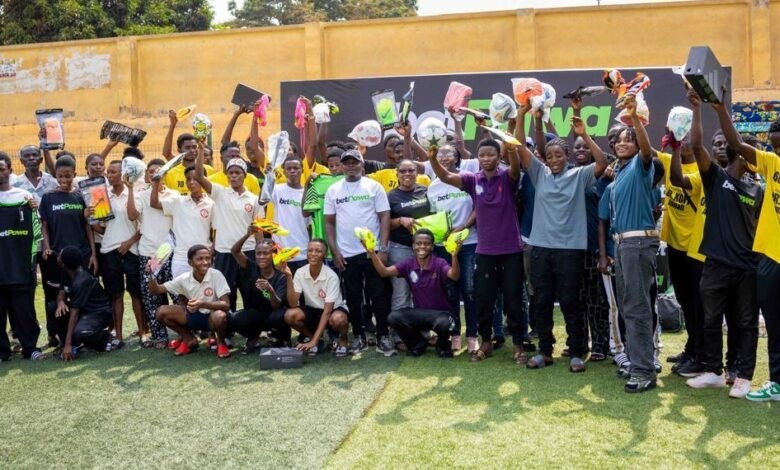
[{"x1": 281, "y1": 67, "x2": 728, "y2": 161}]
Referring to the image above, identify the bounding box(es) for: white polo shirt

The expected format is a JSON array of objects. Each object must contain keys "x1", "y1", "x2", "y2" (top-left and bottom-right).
[
  {"x1": 161, "y1": 194, "x2": 214, "y2": 259},
  {"x1": 272, "y1": 183, "x2": 309, "y2": 262},
  {"x1": 164, "y1": 267, "x2": 231, "y2": 314},
  {"x1": 101, "y1": 186, "x2": 139, "y2": 255},
  {"x1": 210, "y1": 183, "x2": 263, "y2": 253},
  {"x1": 292, "y1": 264, "x2": 347, "y2": 311},
  {"x1": 136, "y1": 187, "x2": 174, "y2": 258}
]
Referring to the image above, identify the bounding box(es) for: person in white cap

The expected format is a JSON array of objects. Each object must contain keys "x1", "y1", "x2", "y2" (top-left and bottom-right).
[{"x1": 194, "y1": 141, "x2": 263, "y2": 313}]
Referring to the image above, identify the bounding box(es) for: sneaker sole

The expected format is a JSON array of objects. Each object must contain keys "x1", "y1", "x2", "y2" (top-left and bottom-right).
[
  {"x1": 376, "y1": 347, "x2": 397, "y2": 357},
  {"x1": 686, "y1": 382, "x2": 726, "y2": 389},
  {"x1": 625, "y1": 381, "x2": 657, "y2": 393},
  {"x1": 678, "y1": 371, "x2": 705, "y2": 378},
  {"x1": 746, "y1": 394, "x2": 780, "y2": 402}
]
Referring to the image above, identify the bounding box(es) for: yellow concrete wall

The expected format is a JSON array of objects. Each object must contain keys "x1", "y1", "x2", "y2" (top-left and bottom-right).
[{"x1": 0, "y1": 0, "x2": 776, "y2": 171}]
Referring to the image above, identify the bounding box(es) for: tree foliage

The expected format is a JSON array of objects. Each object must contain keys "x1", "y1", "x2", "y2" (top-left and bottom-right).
[
  {"x1": 0, "y1": 0, "x2": 213, "y2": 45},
  {"x1": 228, "y1": 0, "x2": 417, "y2": 27}
]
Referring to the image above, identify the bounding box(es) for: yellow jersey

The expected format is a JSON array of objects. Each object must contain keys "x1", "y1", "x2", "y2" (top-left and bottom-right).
[
  {"x1": 752, "y1": 149, "x2": 780, "y2": 263},
  {"x1": 685, "y1": 171, "x2": 706, "y2": 262},
  {"x1": 368, "y1": 168, "x2": 431, "y2": 193},
  {"x1": 208, "y1": 171, "x2": 261, "y2": 195},
  {"x1": 658, "y1": 152, "x2": 701, "y2": 251},
  {"x1": 164, "y1": 163, "x2": 215, "y2": 196}
]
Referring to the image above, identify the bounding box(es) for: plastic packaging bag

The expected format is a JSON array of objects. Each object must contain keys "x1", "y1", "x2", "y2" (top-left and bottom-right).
[
  {"x1": 35, "y1": 109, "x2": 65, "y2": 150},
  {"x1": 511, "y1": 78, "x2": 543, "y2": 107},
  {"x1": 313, "y1": 103, "x2": 331, "y2": 124},
  {"x1": 666, "y1": 106, "x2": 693, "y2": 140},
  {"x1": 537, "y1": 83, "x2": 556, "y2": 122},
  {"x1": 416, "y1": 117, "x2": 448, "y2": 151},
  {"x1": 259, "y1": 131, "x2": 290, "y2": 204},
  {"x1": 372, "y1": 90, "x2": 398, "y2": 129},
  {"x1": 615, "y1": 92, "x2": 650, "y2": 127},
  {"x1": 413, "y1": 211, "x2": 452, "y2": 244},
  {"x1": 255, "y1": 95, "x2": 270, "y2": 127},
  {"x1": 443, "y1": 81, "x2": 472, "y2": 119},
  {"x1": 191, "y1": 113, "x2": 212, "y2": 140},
  {"x1": 489, "y1": 93, "x2": 517, "y2": 123},
  {"x1": 348, "y1": 120, "x2": 382, "y2": 147}
]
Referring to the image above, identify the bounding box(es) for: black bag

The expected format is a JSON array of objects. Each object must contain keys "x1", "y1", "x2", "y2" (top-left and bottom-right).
[{"x1": 657, "y1": 294, "x2": 684, "y2": 332}]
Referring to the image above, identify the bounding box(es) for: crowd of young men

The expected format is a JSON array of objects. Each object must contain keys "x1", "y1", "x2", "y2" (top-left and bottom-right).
[{"x1": 0, "y1": 87, "x2": 779, "y2": 401}]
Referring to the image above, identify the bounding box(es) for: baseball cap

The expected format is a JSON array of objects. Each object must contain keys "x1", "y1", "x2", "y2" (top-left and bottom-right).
[
  {"x1": 340, "y1": 149, "x2": 363, "y2": 163},
  {"x1": 226, "y1": 158, "x2": 247, "y2": 173}
]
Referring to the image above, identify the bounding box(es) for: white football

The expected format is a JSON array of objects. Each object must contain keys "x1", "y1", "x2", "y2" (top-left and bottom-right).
[
  {"x1": 416, "y1": 117, "x2": 448, "y2": 151},
  {"x1": 121, "y1": 157, "x2": 147, "y2": 184}
]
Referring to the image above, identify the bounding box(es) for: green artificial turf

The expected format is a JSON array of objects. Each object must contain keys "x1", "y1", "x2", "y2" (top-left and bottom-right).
[{"x1": 1, "y1": 293, "x2": 778, "y2": 469}]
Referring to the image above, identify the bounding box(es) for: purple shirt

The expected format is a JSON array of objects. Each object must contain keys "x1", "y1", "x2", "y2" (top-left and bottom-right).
[
  {"x1": 394, "y1": 256, "x2": 451, "y2": 310},
  {"x1": 460, "y1": 167, "x2": 523, "y2": 255}
]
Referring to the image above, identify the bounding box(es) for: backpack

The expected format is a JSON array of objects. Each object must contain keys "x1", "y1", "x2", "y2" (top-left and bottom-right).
[{"x1": 657, "y1": 294, "x2": 684, "y2": 332}]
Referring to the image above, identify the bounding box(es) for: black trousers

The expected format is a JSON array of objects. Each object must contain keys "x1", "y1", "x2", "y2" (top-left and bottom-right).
[
  {"x1": 213, "y1": 251, "x2": 253, "y2": 312},
  {"x1": 580, "y1": 252, "x2": 610, "y2": 356},
  {"x1": 342, "y1": 253, "x2": 391, "y2": 338},
  {"x1": 0, "y1": 287, "x2": 40, "y2": 359},
  {"x1": 531, "y1": 247, "x2": 587, "y2": 358},
  {"x1": 229, "y1": 307, "x2": 288, "y2": 341},
  {"x1": 388, "y1": 308, "x2": 454, "y2": 352},
  {"x1": 48, "y1": 301, "x2": 112, "y2": 352},
  {"x1": 475, "y1": 252, "x2": 526, "y2": 345},
  {"x1": 699, "y1": 259, "x2": 759, "y2": 380},
  {"x1": 668, "y1": 247, "x2": 703, "y2": 359},
  {"x1": 757, "y1": 256, "x2": 780, "y2": 384}
]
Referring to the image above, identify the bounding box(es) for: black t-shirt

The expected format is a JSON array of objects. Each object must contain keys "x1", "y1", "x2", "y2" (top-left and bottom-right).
[
  {"x1": 363, "y1": 160, "x2": 388, "y2": 175},
  {"x1": 700, "y1": 165, "x2": 763, "y2": 270},
  {"x1": 39, "y1": 190, "x2": 91, "y2": 259},
  {"x1": 0, "y1": 202, "x2": 38, "y2": 287},
  {"x1": 64, "y1": 269, "x2": 112, "y2": 318},
  {"x1": 238, "y1": 260, "x2": 287, "y2": 312},
  {"x1": 388, "y1": 185, "x2": 430, "y2": 246}
]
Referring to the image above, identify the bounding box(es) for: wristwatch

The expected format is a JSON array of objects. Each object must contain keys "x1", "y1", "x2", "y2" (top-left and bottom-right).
[{"x1": 376, "y1": 245, "x2": 389, "y2": 254}]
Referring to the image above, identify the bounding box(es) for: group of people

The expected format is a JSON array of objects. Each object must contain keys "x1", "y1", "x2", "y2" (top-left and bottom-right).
[{"x1": 0, "y1": 85, "x2": 778, "y2": 401}]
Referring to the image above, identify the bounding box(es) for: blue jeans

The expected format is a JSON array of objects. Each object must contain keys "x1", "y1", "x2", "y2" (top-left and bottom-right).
[
  {"x1": 435, "y1": 244, "x2": 477, "y2": 338},
  {"x1": 614, "y1": 236, "x2": 659, "y2": 380}
]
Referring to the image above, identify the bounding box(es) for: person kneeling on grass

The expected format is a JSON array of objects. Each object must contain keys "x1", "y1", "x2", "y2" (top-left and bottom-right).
[
  {"x1": 282, "y1": 239, "x2": 350, "y2": 357},
  {"x1": 366, "y1": 229, "x2": 460, "y2": 359},
  {"x1": 53, "y1": 246, "x2": 113, "y2": 361},
  {"x1": 219, "y1": 229, "x2": 289, "y2": 354},
  {"x1": 147, "y1": 245, "x2": 232, "y2": 358}
]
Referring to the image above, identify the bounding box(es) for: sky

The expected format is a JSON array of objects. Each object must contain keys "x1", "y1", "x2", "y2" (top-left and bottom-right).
[{"x1": 210, "y1": 0, "x2": 691, "y2": 23}]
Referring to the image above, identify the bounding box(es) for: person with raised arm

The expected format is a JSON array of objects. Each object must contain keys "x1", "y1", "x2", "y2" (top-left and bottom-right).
[
  {"x1": 193, "y1": 140, "x2": 262, "y2": 313},
  {"x1": 209, "y1": 104, "x2": 261, "y2": 195},
  {"x1": 681, "y1": 89, "x2": 762, "y2": 399},
  {"x1": 512, "y1": 101, "x2": 607, "y2": 372},
  {"x1": 162, "y1": 110, "x2": 214, "y2": 195},
  {"x1": 366, "y1": 229, "x2": 460, "y2": 358},
  {"x1": 428, "y1": 128, "x2": 525, "y2": 363}
]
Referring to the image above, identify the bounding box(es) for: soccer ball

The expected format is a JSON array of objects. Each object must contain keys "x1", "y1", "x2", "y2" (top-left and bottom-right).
[
  {"x1": 348, "y1": 120, "x2": 382, "y2": 147},
  {"x1": 121, "y1": 157, "x2": 147, "y2": 184},
  {"x1": 416, "y1": 117, "x2": 448, "y2": 151},
  {"x1": 192, "y1": 113, "x2": 212, "y2": 140},
  {"x1": 490, "y1": 92, "x2": 517, "y2": 123}
]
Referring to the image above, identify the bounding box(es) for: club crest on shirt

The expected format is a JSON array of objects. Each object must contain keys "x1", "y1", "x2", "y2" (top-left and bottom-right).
[
  {"x1": 318, "y1": 288, "x2": 326, "y2": 299},
  {"x1": 475, "y1": 185, "x2": 484, "y2": 195},
  {"x1": 409, "y1": 271, "x2": 419, "y2": 284},
  {"x1": 204, "y1": 287, "x2": 214, "y2": 297},
  {"x1": 244, "y1": 203, "x2": 253, "y2": 213},
  {"x1": 200, "y1": 209, "x2": 209, "y2": 218}
]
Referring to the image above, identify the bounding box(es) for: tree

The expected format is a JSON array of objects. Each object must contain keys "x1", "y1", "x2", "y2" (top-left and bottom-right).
[
  {"x1": 228, "y1": 0, "x2": 417, "y2": 27},
  {"x1": 0, "y1": 0, "x2": 213, "y2": 46}
]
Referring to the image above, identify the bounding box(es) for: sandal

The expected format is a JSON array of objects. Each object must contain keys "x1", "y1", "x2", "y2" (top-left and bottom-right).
[
  {"x1": 167, "y1": 339, "x2": 182, "y2": 350},
  {"x1": 216, "y1": 344, "x2": 231, "y2": 359},
  {"x1": 140, "y1": 336, "x2": 154, "y2": 349},
  {"x1": 174, "y1": 341, "x2": 198, "y2": 356},
  {"x1": 154, "y1": 341, "x2": 168, "y2": 350},
  {"x1": 513, "y1": 345, "x2": 528, "y2": 365},
  {"x1": 30, "y1": 351, "x2": 48, "y2": 361},
  {"x1": 527, "y1": 354, "x2": 554, "y2": 369},
  {"x1": 589, "y1": 352, "x2": 607, "y2": 362},
  {"x1": 469, "y1": 343, "x2": 494, "y2": 362}
]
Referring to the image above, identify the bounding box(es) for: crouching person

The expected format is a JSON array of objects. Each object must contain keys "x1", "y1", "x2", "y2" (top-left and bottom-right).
[
  {"x1": 367, "y1": 229, "x2": 460, "y2": 358},
  {"x1": 283, "y1": 239, "x2": 350, "y2": 357},
  {"x1": 147, "y1": 245, "x2": 232, "y2": 358},
  {"x1": 53, "y1": 246, "x2": 113, "y2": 360},
  {"x1": 220, "y1": 229, "x2": 289, "y2": 354}
]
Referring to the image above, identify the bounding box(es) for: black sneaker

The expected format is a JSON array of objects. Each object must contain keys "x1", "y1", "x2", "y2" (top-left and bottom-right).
[
  {"x1": 492, "y1": 336, "x2": 506, "y2": 350},
  {"x1": 671, "y1": 355, "x2": 692, "y2": 374},
  {"x1": 376, "y1": 336, "x2": 398, "y2": 357},
  {"x1": 625, "y1": 376, "x2": 657, "y2": 393},
  {"x1": 667, "y1": 351, "x2": 688, "y2": 364},
  {"x1": 437, "y1": 347, "x2": 454, "y2": 359},
  {"x1": 349, "y1": 336, "x2": 368, "y2": 355},
  {"x1": 676, "y1": 360, "x2": 705, "y2": 377},
  {"x1": 616, "y1": 366, "x2": 631, "y2": 379}
]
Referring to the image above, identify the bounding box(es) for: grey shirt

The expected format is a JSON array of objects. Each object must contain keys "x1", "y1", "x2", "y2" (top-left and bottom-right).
[{"x1": 526, "y1": 156, "x2": 596, "y2": 250}]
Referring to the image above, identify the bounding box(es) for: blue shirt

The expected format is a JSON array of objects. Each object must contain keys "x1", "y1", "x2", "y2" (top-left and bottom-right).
[
  {"x1": 518, "y1": 172, "x2": 535, "y2": 239},
  {"x1": 586, "y1": 177, "x2": 610, "y2": 254},
  {"x1": 598, "y1": 183, "x2": 616, "y2": 258},
  {"x1": 526, "y1": 157, "x2": 596, "y2": 250},
  {"x1": 610, "y1": 154, "x2": 656, "y2": 234}
]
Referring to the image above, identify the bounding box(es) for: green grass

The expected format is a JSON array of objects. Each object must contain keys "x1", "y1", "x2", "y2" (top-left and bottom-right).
[{"x1": 1, "y1": 292, "x2": 778, "y2": 468}]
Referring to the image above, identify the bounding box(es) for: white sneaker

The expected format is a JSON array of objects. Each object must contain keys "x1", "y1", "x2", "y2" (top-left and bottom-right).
[
  {"x1": 687, "y1": 372, "x2": 727, "y2": 389},
  {"x1": 729, "y1": 378, "x2": 751, "y2": 399}
]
